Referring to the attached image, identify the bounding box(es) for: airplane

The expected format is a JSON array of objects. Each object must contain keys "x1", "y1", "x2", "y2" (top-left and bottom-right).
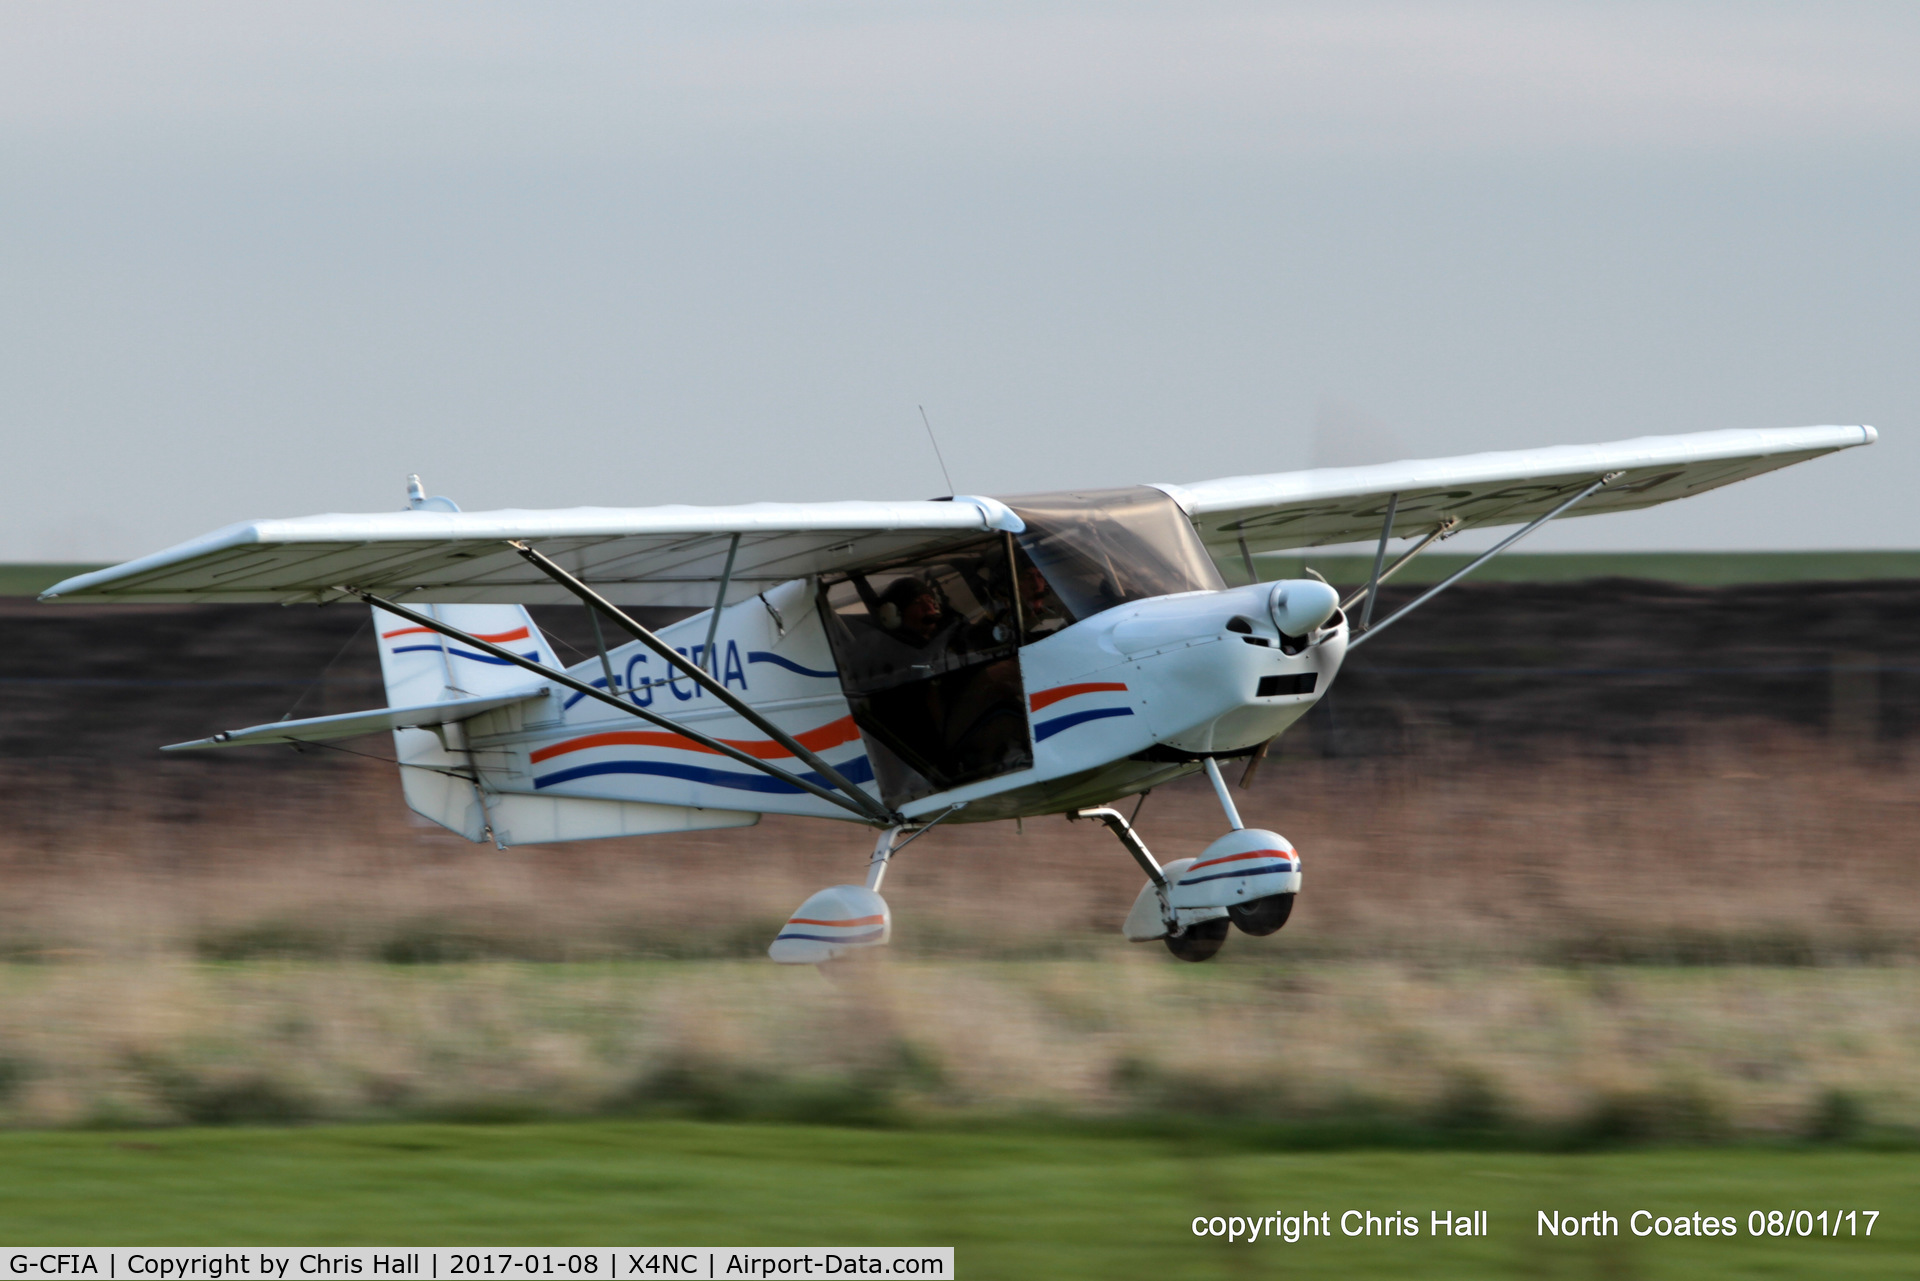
[{"x1": 41, "y1": 424, "x2": 1875, "y2": 963}]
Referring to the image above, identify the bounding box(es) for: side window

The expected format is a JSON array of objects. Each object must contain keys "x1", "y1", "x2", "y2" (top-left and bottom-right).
[
  {"x1": 822, "y1": 543, "x2": 1020, "y2": 696},
  {"x1": 820, "y1": 537, "x2": 1033, "y2": 805}
]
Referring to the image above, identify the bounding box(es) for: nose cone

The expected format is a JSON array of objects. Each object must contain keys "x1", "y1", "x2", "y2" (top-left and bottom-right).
[{"x1": 1268, "y1": 580, "x2": 1340, "y2": 637}]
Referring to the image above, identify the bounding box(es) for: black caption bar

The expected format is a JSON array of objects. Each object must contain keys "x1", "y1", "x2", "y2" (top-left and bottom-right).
[{"x1": 1, "y1": 1249, "x2": 953, "y2": 1280}]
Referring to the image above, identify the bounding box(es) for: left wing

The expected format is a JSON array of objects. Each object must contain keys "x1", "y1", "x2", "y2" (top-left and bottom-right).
[
  {"x1": 1154, "y1": 425, "x2": 1876, "y2": 573},
  {"x1": 40, "y1": 497, "x2": 1024, "y2": 607}
]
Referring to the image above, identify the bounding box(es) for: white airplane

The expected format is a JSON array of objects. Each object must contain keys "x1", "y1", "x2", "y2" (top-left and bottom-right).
[{"x1": 42, "y1": 425, "x2": 1875, "y2": 962}]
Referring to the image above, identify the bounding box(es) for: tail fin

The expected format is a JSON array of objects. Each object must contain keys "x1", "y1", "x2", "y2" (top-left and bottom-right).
[
  {"x1": 376, "y1": 476, "x2": 555, "y2": 707},
  {"x1": 371, "y1": 602, "x2": 557, "y2": 706},
  {"x1": 372, "y1": 602, "x2": 557, "y2": 842}
]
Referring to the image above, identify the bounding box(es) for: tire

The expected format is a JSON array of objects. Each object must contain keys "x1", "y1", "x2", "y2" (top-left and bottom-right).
[
  {"x1": 1164, "y1": 916, "x2": 1230, "y2": 962},
  {"x1": 1228, "y1": 893, "x2": 1295, "y2": 937}
]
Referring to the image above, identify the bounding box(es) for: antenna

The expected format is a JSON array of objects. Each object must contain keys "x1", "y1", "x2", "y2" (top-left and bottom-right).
[{"x1": 918, "y1": 405, "x2": 955, "y2": 497}]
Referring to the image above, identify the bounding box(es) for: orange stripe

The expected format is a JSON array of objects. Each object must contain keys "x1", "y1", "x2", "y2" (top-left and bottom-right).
[
  {"x1": 1189, "y1": 849, "x2": 1293, "y2": 872},
  {"x1": 787, "y1": 915, "x2": 885, "y2": 928},
  {"x1": 380, "y1": 625, "x2": 531, "y2": 643},
  {"x1": 1029, "y1": 681, "x2": 1128, "y2": 712},
  {"x1": 529, "y1": 715, "x2": 862, "y2": 764}
]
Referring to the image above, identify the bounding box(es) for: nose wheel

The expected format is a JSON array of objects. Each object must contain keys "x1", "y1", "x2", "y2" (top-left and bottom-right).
[
  {"x1": 1164, "y1": 916, "x2": 1231, "y2": 962},
  {"x1": 1227, "y1": 893, "x2": 1294, "y2": 936},
  {"x1": 1075, "y1": 758, "x2": 1304, "y2": 963}
]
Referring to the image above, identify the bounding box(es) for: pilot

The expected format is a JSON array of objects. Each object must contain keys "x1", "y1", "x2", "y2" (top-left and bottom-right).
[{"x1": 877, "y1": 576, "x2": 946, "y2": 646}]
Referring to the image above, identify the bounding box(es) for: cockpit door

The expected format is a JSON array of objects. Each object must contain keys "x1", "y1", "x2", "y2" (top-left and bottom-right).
[{"x1": 819, "y1": 537, "x2": 1033, "y2": 807}]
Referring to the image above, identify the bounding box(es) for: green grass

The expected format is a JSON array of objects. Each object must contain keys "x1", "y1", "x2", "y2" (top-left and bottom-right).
[
  {"x1": 0, "y1": 1120, "x2": 1909, "y2": 1277},
  {"x1": 0, "y1": 564, "x2": 108, "y2": 596}
]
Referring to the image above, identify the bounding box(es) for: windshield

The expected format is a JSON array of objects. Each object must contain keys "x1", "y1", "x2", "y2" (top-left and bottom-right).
[{"x1": 1002, "y1": 485, "x2": 1223, "y2": 625}]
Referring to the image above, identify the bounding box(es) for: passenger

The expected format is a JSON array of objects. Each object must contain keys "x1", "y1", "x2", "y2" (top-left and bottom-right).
[{"x1": 1018, "y1": 562, "x2": 1071, "y2": 636}]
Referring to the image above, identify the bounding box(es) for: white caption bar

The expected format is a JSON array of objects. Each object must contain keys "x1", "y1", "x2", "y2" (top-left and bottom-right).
[{"x1": 1, "y1": 1250, "x2": 953, "y2": 1280}]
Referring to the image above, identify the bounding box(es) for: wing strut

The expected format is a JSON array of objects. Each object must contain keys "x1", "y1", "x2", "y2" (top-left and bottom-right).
[
  {"x1": 1357, "y1": 493, "x2": 1399, "y2": 632},
  {"x1": 342, "y1": 588, "x2": 892, "y2": 826},
  {"x1": 700, "y1": 533, "x2": 742, "y2": 675},
  {"x1": 1339, "y1": 516, "x2": 1459, "y2": 621},
  {"x1": 505, "y1": 541, "x2": 898, "y2": 825},
  {"x1": 1346, "y1": 472, "x2": 1622, "y2": 652}
]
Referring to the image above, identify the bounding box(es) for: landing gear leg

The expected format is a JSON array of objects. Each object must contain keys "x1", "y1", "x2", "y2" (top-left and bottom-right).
[
  {"x1": 866, "y1": 824, "x2": 904, "y2": 892},
  {"x1": 1071, "y1": 805, "x2": 1168, "y2": 893},
  {"x1": 1072, "y1": 804, "x2": 1231, "y2": 961},
  {"x1": 1200, "y1": 755, "x2": 1300, "y2": 936},
  {"x1": 1201, "y1": 757, "x2": 1244, "y2": 830}
]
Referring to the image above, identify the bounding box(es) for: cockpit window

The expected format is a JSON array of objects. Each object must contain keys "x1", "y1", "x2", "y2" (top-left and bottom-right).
[
  {"x1": 820, "y1": 538, "x2": 1019, "y2": 697},
  {"x1": 1003, "y1": 485, "x2": 1224, "y2": 624},
  {"x1": 819, "y1": 537, "x2": 1033, "y2": 805}
]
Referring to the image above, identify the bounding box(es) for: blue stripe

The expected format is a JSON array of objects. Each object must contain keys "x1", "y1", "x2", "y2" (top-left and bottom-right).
[
  {"x1": 1176, "y1": 862, "x2": 1294, "y2": 886},
  {"x1": 747, "y1": 651, "x2": 838, "y2": 679},
  {"x1": 561, "y1": 675, "x2": 613, "y2": 711},
  {"x1": 774, "y1": 929, "x2": 885, "y2": 944},
  {"x1": 1033, "y1": 706, "x2": 1135, "y2": 742},
  {"x1": 392, "y1": 644, "x2": 539, "y2": 667},
  {"x1": 533, "y1": 755, "x2": 875, "y2": 795}
]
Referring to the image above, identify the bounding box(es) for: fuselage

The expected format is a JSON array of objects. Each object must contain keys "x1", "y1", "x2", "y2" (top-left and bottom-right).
[
  {"x1": 448, "y1": 575, "x2": 1346, "y2": 824},
  {"x1": 394, "y1": 484, "x2": 1348, "y2": 826}
]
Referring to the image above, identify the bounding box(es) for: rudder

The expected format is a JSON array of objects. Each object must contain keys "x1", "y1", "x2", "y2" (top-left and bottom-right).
[{"x1": 372, "y1": 601, "x2": 555, "y2": 842}]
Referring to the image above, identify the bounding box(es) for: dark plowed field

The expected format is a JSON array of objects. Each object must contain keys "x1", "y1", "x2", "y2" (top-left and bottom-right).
[{"x1": 5, "y1": 580, "x2": 1915, "y2": 767}]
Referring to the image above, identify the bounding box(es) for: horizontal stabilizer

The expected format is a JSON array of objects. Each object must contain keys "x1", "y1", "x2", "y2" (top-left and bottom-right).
[{"x1": 162, "y1": 688, "x2": 547, "y2": 751}]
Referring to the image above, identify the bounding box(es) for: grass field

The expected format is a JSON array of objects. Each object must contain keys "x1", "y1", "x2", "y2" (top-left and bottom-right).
[
  {"x1": 0, "y1": 1119, "x2": 1908, "y2": 1278},
  {"x1": 1, "y1": 958, "x2": 1916, "y2": 1139}
]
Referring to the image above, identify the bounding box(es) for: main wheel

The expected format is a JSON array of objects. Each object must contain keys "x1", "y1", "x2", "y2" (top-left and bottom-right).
[
  {"x1": 1164, "y1": 916, "x2": 1230, "y2": 962},
  {"x1": 1228, "y1": 893, "x2": 1295, "y2": 937}
]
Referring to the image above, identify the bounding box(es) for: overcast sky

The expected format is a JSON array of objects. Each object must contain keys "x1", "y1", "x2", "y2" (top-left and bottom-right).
[{"x1": 2, "y1": 1, "x2": 1915, "y2": 559}]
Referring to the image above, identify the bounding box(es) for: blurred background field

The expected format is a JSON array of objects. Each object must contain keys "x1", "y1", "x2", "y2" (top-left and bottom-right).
[{"x1": 0, "y1": 559, "x2": 1917, "y2": 1266}]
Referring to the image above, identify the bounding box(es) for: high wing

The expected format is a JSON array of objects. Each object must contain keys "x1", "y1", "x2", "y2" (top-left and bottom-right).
[
  {"x1": 1154, "y1": 425, "x2": 1877, "y2": 574},
  {"x1": 40, "y1": 425, "x2": 1874, "y2": 608},
  {"x1": 40, "y1": 497, "x2": 1025, "y2": 606}
]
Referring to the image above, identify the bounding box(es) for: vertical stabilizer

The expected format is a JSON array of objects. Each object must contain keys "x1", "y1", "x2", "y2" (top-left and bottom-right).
[
  {"x1": 372, "y1": 602, "x2": 557, "y2": 705},
  {"x1": 371, "y1": 601, "x2": 556, "y2": 841}
]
